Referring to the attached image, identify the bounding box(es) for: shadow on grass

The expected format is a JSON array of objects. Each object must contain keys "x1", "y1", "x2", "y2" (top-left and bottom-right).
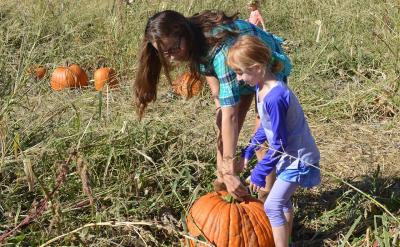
[{"x1": 292, "y1": 169, "x2": 400, "y2": 246}]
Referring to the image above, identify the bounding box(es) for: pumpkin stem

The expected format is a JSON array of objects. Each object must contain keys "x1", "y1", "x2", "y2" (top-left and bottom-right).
[{"x1": 222, "y1": 194, "x2": 236, "y2": 203}]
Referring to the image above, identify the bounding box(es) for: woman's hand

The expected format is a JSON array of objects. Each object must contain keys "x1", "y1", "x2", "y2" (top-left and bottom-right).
[{"x1": 223, "y1": 173, "x2": 249, "y2": 201}]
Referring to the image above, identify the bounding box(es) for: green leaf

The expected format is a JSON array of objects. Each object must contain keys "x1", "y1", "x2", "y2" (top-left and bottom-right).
[{"x1": 339, "y1": 215, "x2": 362, "y2": 247}]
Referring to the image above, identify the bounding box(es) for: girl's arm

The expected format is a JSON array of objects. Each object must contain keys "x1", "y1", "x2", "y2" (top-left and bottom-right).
[
  {"x1": 242, "y1": 124, "x2": 268, "y2": 160},
  {"x1": 257, "y1": 10, "x2": 266, "y2": 31},
  {"x1": 260, "y1": 17, "x2": 266, "y2": 31},
  {"x1": 251, "y1": 93, "x2": 289, "y2": 187}
]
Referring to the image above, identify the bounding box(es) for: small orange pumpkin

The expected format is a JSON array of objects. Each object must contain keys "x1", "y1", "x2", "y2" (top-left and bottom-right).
[
  {"x1": 28, "y1": 66, "x2": 47, "y2": 80},
  {"x1": 185, "y1": 191, "x2": 275, "y2": 247},
  {"x1": 68, "y1": 64, "x2": 89, "y2": 87},
  {"x1": 34, "y1": 67, "x2": 47, "y2": 79},
  {"x1": 172, "y1": 72, "x2": 204, "y2": 99},
  {"x1": 94, "y1": 67, "x2": 118, "y2": 91},
  {"x1": 50, "y1": 67, "x2": 78, "y2": 91}
]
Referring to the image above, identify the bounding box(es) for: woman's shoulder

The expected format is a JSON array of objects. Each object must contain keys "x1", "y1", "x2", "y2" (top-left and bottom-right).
[
  {"x1": 233, "y1": 19, "x2": 253, "y2": 29},
  {"x1": 209, "y1": 19, "x2": 252, "y2": 38}
]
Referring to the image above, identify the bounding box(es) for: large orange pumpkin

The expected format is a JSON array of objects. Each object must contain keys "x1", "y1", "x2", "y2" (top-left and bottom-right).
[
  {"x1": 172, "y1": 72, "x2": 204, "y2": 99},
  {"x1": 50, "y1": 67, "x2": 78, "y2": 91},
  {"x1": 50, "y1": 64, "x2": 89, "y2": 90},
  {"x1": 94, "y1": 67, "x2": 118, "y2": 91},
  {"x1": 186, "y1": 191, "x2": 275, "y2": 247},
  {"x1": 68, "y1": 64, "x2": 88, "y2": 87}
]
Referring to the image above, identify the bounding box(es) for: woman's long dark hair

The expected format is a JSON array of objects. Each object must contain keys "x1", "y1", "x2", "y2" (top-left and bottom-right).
[
  {"x1": 134, "y1": 10, "x2": 238, "y2": 119},
  {"x1": 189, "y1": 10, "x2": 239, "y2": 51}
]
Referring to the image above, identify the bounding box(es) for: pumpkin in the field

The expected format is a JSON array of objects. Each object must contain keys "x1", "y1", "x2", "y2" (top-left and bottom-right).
[
  {"x1": 50, "y1": 67, "x2": 79, "y2": 91},
  {"x1": 185, "y1": 191, "x2": 275, "y2": 247},
  {"x1": 94, "y1": 67, "x2": 118, "y2": 91},
  {"x1": 29, "y1": 66, "x2": 47, "y2": 80},
  {"x1": 50, "y1": 64, "x2": 89, "y2": 90},
  {"x1": 172, "y1": 72, "x2": 204, "y2": 98},
  {"x1": 68, "y1": 64, "x2": 89, "y2": 87}
]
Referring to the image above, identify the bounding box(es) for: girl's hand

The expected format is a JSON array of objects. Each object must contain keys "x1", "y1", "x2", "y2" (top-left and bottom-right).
[{"x1": 249, "y1": 181, "x2": 262, "y2": 194}]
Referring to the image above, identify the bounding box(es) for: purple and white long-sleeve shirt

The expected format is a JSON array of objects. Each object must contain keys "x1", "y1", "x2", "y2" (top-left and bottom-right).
[{"x1": 242, "y1": 81, "x2": 320, "y2": 187}]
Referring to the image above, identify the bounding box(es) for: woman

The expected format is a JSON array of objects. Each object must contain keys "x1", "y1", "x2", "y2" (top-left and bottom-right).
[{"x1": 133, "y1": 10, "x2": 292, "y2": 200}]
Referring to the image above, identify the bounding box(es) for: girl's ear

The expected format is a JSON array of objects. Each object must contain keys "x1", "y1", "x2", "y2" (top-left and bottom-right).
[
  {"x1": 251, "y1": 63, "x2": 267, "y2": 78},
  {"x1": 252, "y1": 63, "x2": 264, "y2": 74}
]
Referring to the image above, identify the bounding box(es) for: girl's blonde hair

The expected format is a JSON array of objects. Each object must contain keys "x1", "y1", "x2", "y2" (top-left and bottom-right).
[{"x1": 227, "y1": 35, "x2": 283, "y2": 73}]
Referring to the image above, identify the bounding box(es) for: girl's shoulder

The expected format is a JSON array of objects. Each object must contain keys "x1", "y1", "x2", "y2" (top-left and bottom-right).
[
  {"x1": 263, "y1": 82, "x2": 290, "y2": 104},
  {"x1": 268, "y1": 82, "x2": 289, "y2": 96}
]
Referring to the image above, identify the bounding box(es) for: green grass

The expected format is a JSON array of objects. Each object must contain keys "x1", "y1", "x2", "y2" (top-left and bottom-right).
[{"x1": 0, "y1": 0, "x2": 399, "y2": 246}]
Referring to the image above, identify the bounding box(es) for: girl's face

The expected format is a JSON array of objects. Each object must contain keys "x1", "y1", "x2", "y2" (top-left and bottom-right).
[
  {"x1": 249, "y1": 5, "x2": 257, "y2": 11},
  {"x1": 152, "y1": 36, "x2": 188, "y2": 62},
  {"x1": 233, "y1": 64, "x2": 264, "y2": 87}
]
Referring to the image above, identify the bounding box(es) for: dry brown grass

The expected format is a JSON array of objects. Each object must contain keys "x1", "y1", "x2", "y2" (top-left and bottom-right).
[{"x1": 0, "y1": 0, "x2": 399, "y2": 246}]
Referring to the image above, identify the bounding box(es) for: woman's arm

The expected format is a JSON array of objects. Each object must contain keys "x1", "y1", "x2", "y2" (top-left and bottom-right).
[
  {"x1": 221, "y1": 105, "x2": 239, "y2": 170},
  {"x1": 210, "y1": 46, "x2": 250, "y2": 200},
  {"x1": 206, "y1": 77, "x2": 248, "y2": 200},
  {"x1": 205, "y1": 76, "x2": 220, "y2": 109},
  {"x1": 220, "y1": 104, "x2": 250, "y2": 200}
]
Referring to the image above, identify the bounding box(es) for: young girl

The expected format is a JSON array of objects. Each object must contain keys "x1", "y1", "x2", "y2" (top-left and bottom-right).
[
  {"x1": 227, "y1": 35, "x2": 321, "y2": 247},
  {"x1": 246, "y1": 0, "x2": 266, "y2": 31},
  {"x1": 134, "y1": 10, "x2": 292, "y2": 201}
]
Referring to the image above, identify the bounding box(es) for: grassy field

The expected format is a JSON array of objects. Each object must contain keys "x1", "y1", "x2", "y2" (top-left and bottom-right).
[{"x1": 0, "y1": 0, "x2": 399, "y2": 246}]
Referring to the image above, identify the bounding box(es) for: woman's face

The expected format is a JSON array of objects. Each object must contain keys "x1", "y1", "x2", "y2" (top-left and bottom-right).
[{"x1": 152, "y1": 36, "x2": 188, "y2": 62}]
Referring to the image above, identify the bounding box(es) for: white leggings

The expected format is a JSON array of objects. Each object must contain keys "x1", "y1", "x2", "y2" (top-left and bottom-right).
[{"x1": 264, "y1": 178, "x2": 298, "y2": 227}]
